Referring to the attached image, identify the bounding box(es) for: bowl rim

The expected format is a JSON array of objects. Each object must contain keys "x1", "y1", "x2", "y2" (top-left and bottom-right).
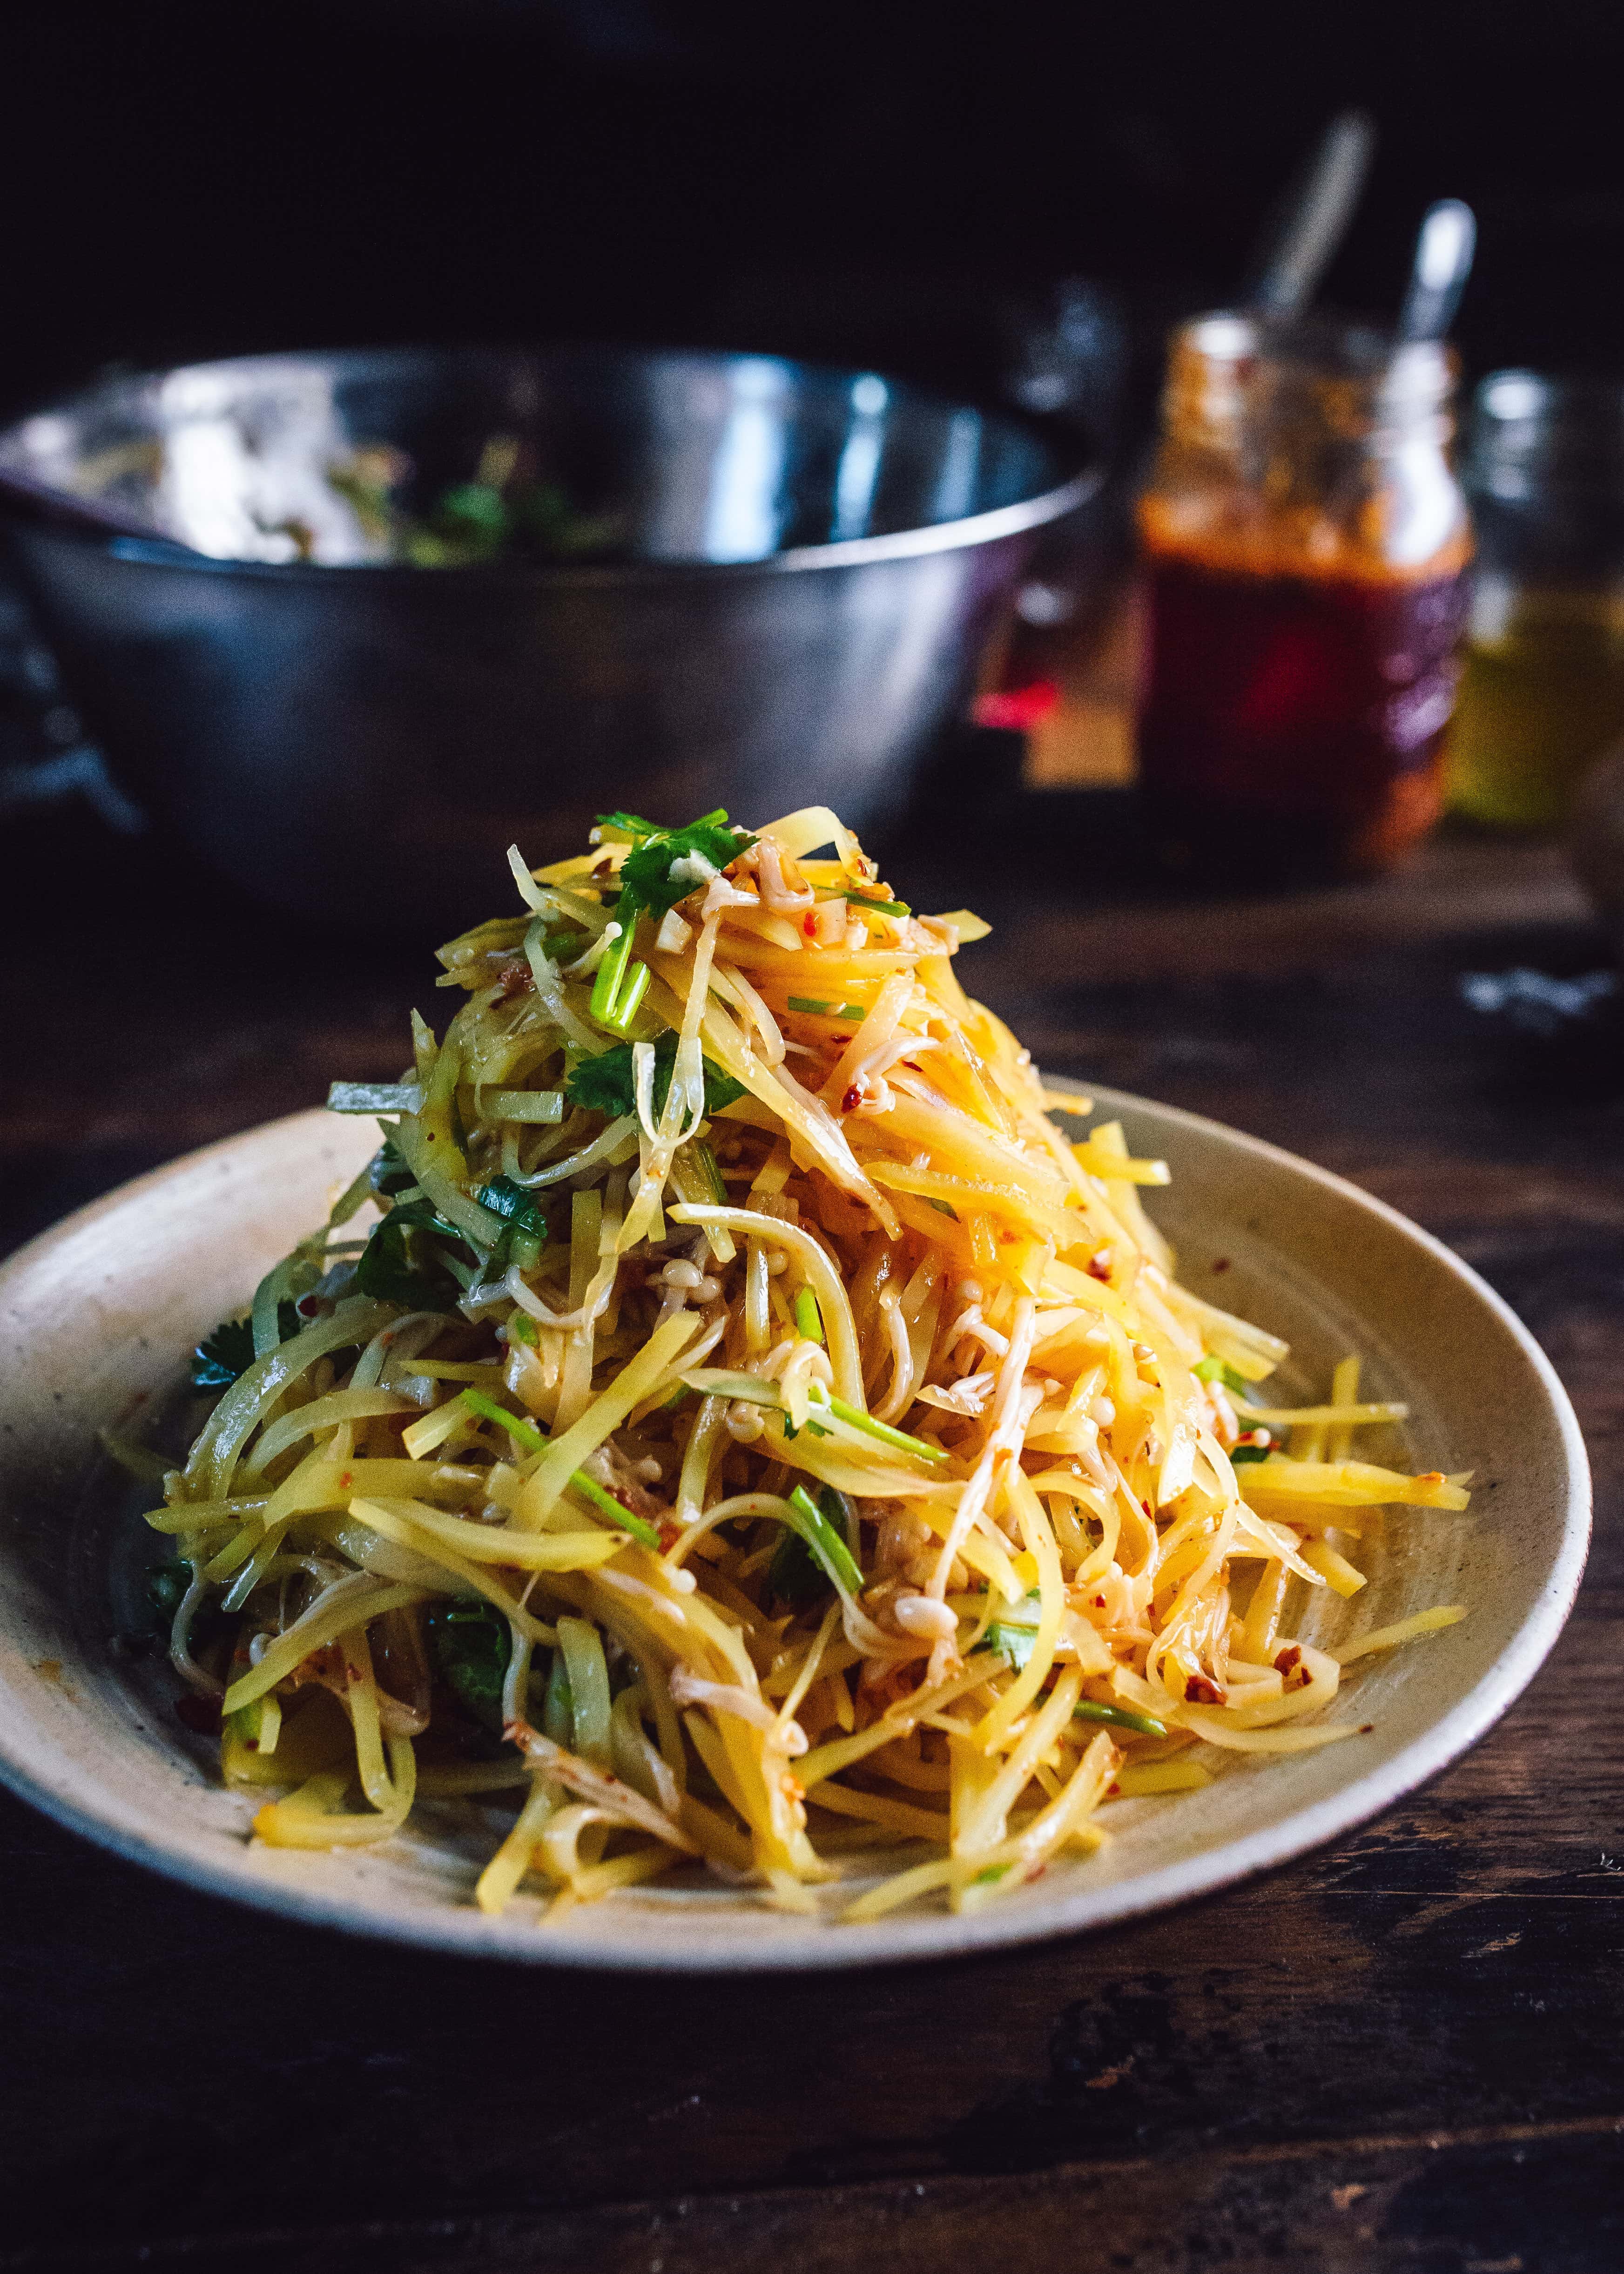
[
  {"x1": 0, "y1": 1083, "x2": 1591, "y2": 1970},
  {"x1": 0, "y1": 338, "x2": 1102, "y2": 582}
]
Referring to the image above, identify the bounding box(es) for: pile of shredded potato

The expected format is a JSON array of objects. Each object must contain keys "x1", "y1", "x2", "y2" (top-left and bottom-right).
[{"x1": 144, "y1": 805, "x2": 1468, "y2": 1922}]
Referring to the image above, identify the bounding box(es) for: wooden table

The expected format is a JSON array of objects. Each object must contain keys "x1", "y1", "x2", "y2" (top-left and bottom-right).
[{"x1": 2, "y1": 790, "x2": 1620, "y2": 2274}]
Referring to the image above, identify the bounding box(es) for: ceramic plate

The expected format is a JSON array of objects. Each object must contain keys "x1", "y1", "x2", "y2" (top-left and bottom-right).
[{"x1": 0, "y1": 1087, "x2": 1590, "y2": 1969}]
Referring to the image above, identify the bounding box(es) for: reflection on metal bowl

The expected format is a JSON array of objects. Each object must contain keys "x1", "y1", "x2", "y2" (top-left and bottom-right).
[{"x1": 0, "y1": 345, "x2": 1095, "y2": 928}]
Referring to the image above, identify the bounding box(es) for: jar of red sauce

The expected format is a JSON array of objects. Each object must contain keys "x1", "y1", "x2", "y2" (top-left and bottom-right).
[{"x1": 1136, "y1": 314, "x2": 1470, "y2": 880}]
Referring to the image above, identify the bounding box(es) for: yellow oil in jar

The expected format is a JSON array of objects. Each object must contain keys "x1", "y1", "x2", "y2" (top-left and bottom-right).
[{"x1": 1445, "y1": 581, "x2": 1624, "y2": 827}]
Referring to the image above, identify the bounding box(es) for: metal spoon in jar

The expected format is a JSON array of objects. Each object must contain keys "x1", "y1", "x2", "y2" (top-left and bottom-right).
[
  {"x1": 1244, "y1": 109, "x2": 1378, "y2": 319},
  {"x1": 1396, "y1": 198, "x2": 1477, "y2": 342}
]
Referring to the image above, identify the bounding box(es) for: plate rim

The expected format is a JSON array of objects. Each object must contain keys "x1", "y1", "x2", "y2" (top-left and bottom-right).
[{"x1": 0, "y1": 1085, "x2": 1592, "y2": 1970}]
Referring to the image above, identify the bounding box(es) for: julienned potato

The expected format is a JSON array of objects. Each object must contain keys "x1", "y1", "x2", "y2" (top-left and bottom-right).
[{"x1": 141, "y1": 804, "x2": 1468, "y2": 1921}]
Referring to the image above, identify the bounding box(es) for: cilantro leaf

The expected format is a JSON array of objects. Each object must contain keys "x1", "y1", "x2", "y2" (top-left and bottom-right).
[
  {"x1": 473, "y1": 1173, "x2": 542, "y2": 1228},
  {"x1": 473, "y1": 1175, "x2": 548, "y2": 1260},
  {"x1": 143, "y1": 1558, "x2": 231, "y2": 1658},
  {"x1": 612, "y1": 810, "x2": 754, "y2": 916},
  {"x1": 145, "y1": 1562, "x2": 190, "y2": 1624},
  {"x1": 566, "y1": 1033, "x2": 744, "y2": 1120},
  {"x1": 191, "y1": 1301, "x2": 302, "y2": 1389},
  {"x1": 369, "y1": 1137, "x2": 418, "y2": 1198},
  {"x1": 427, "y1": 1598, "x2": 512, "y2": 1733},
  {"x1": 768, "y1": 1526, "x2": 831, "y2": 1611},
  {"x1": 978, "y1": 1620, "x2": 1038, "y2": 1671},
  {"x1": 353, "y1": 1209, "x2": 460, "y2": 1309}
]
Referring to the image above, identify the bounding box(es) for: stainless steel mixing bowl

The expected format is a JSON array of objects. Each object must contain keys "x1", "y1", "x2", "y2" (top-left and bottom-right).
[{"x1": 0, "y1": 344, "x2": 1093, "y2": 929}]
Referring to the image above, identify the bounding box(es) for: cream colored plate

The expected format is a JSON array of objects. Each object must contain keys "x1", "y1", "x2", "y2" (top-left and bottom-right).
[{"x1": 0, "y1": 1088, "x2": 1589, "y2": 1969}]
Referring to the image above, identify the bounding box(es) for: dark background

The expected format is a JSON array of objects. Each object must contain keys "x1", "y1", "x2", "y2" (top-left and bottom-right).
[
  {"x1": 3, "y1": 0, "x2": 1621, "y2": 420},
  {"x1": 4, "y1": 13, "x2": 1624, "y2": 2270}
]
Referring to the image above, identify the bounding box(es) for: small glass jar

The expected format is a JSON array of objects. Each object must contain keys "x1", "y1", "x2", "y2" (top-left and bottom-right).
[
  {"x1": 1445, "y1": 371, "x2": 1624, "y2": 829},
  {"x1": 1136, "y1": 314, "x2": 1470, "y2": 880}
]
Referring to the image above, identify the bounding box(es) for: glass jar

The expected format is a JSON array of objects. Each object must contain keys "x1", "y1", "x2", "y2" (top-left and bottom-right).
[
  {"x1": 1136, "y1": 314, "x2": 1470, "y2": 880},
  {"x1": 1445, "y1": 371, "x2": 1624, "y2": 829}
]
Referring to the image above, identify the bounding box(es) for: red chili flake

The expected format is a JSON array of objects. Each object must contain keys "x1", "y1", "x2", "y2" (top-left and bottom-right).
[
  {"x1": 592, "y1": 856, "x2": 616, "y2": 877},
  {"x1": 1274, "y1": 1645, "x2": 1302, "y2": 1675},
  {"x1": 841, "y1": 1085, "x2": 862, "y2": 1114},
  {"x1": 493, "y1": 960, "x2": 533, "y2": 1001},
  {"x1": 1211, "y1": 1257, "x2": 1231, "y2": 1274},
  {"x1": 1106, "y1": 1782, "x2": 1121, "y2": 1797},
  {"x1": 175, "y1": 1694, "x2": 221, "y2": 1735},
  {"x1": 1359, "y1": 1723, "x2": 1374, "y2": 1734},
  {"x1": 244, "y1": 1737, "x2": 259, "y2": 1751},
  {"x1": 1184, "y1": 1674, "x2": 1226, "y2": 1706},
  {"x1": 804, "y1": 913, "x2": 818, "y2": 938},
  {"x1": 657, "y1": 1521, "x2": 681, "y2": 1554},
  {"x1": 1141, "y1": 1499, "x2": 1152, "y2": 1515},
  {"x1": 1094, "y1": 1594, "x2": 1106, "y2": 1608},
  {"x1": 1085, "y1": 1253, "x2": 1112, "y2": 1282},
  {"x1": 339, "y1": 1471, "x2": 353, "y2": 1489}
]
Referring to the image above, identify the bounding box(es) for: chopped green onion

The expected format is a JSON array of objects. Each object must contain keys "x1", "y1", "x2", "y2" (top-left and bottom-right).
[
  {"x1": 505, "y1": 1313, "x2": 539, "y2": 1347},
  {"x1": 786, "y1": 1486, "x2": 864, "y2": 1597},
  {"x1": 693, "y1": 1138, "x2": 728, "y2": 1206},
  {"x1": 457, "y1": 1388, "x2": 659, "y2": 1546},
  {"x1": 1194, "y1": 1355, "x2": 1254, "y2": 1398},
  {"x1": 926, "y1": 1197, "x2": 960, "y2": 1220},
  {"x1": 600, "y1": 958, "x2": 650, "y2": 1034},
  {"x1": 327, "y1": 1081, "x2": 425, "y2": 1115},
  {"x1": 972, "y1": 1863, "x2": 1011, "y2": 1885},
  {"x1": 843, "y1": 892, "x2": 910, "y2": 919},
  {"x1": 807, "y1": 1387, "x2": 948, "y2": 1465},
  {"x1": 1230, "y1": 1444, "x2": 1273, "y2": 1465},
  {"x1": 460, "y1": 1387, "x2": 545, "y2": 1457},
  {"x1": 794, "y1": 1287, "x2": 825, "y2": 1345},
  {"x1": 786, "y1": 997, "x2": 866, "y2": 1021},
  {"x1": 589, "y1": 921, "x2": 639, "y2": 1028},
  {"x1": 564, "y1": 1471, "x2": 660, "y2": 1547},
  {"x1": 1074, "y1": 1699, "x2": 1167, "y2": 1738}
]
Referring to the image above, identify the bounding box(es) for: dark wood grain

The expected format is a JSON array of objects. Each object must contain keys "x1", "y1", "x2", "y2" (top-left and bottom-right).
[{"x1": 2, "y1": 795, "x2": 1619, "y2": 2274}]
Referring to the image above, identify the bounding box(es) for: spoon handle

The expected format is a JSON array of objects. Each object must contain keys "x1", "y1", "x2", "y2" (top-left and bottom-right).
[
  {"x1": 1397, "y1": 199, "x2": 1477, "y2": 343},
  {"x1": 1246, "y1": 110, "x2": 1377, "y2": 319}
]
